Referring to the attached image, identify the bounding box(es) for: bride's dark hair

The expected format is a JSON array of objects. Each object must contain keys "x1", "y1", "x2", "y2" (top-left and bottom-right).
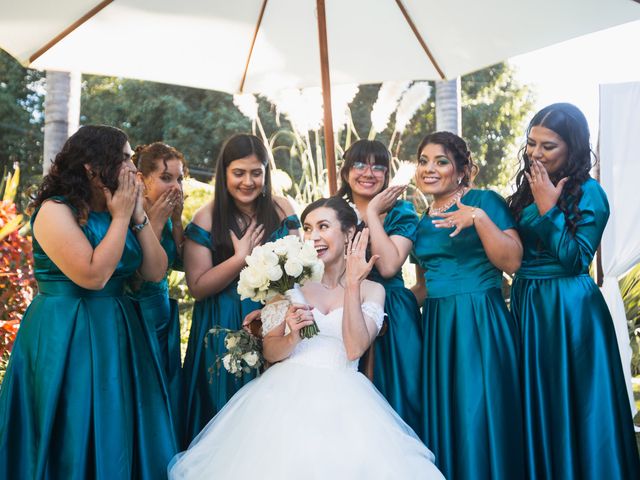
[{"x1": 301, "y1": 197, "x2": 357, "y2": 232}]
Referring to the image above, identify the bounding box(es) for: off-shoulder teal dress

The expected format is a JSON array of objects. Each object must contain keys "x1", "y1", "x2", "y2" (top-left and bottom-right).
[
  {"x1": 366, "y1": 200, "x2": 423, "y2": 438},
  {"x1": 128, "y1": 218, "x2": 183, "y2": 441},
  {"x1": 0, "y1": 198, "x2": 177, "y2": 479},
  {"x1": 511, "y1": 178, "x2": 640, "y2": 479},
  {"x1": 412, "y1": 189, "x2": 524, "y2": 480},
  {"x1": 182, "y1": 214, "x2": 300, "y2": 446}
]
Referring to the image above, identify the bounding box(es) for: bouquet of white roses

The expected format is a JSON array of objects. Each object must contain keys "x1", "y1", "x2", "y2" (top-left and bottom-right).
[
  {"x1": 237, "y1": 235, "x2": 324, "y2": 338},
  {"x1": 206, "y1": 327, "x2": 263, "y2": 379}
]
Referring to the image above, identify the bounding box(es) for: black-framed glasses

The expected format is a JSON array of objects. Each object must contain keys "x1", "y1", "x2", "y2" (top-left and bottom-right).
[{"x1": 352, "y1": 161, "x2": 388, "y2": 176}]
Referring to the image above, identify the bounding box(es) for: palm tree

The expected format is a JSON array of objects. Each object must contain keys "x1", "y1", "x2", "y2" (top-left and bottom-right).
[
  {"x1": 43, "y1": 71, "x2": 81, "y2": 174},
  {"x1": 435, "y1": 77, "x2": 461, "y2": 135}
]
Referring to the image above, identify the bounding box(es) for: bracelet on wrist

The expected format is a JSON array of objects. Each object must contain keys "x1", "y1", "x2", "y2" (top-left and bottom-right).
[{"x1": 131, "y1": 215, "x2": 149, "y2": 233}]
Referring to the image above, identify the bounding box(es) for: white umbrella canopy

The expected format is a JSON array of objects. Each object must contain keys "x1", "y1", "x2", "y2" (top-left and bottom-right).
[
  {"x1": 2, "y1": 0, "x2": 640, "y2": 191},
  {"x1": 2, "y1": 0, "x2": 640, "y2": 94}
]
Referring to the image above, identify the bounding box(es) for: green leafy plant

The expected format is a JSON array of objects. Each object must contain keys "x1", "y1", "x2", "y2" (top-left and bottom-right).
[{"x1": 620, "y1": 264, "x2": 640, "y2": 376}]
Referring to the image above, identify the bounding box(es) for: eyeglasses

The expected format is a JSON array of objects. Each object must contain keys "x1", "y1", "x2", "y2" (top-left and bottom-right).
[{"x1": 352, "y1": 161, "x2": 388, "y2": 176}]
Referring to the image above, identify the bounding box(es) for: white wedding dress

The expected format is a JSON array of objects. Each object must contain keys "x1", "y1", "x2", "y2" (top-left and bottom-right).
[{"x1": 169, "y1": 287, "x2": 444, "y2": 479}]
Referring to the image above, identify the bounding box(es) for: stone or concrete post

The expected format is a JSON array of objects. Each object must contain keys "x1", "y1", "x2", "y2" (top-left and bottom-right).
[
  {"x1": 435, "y1": 77, "x2": 461, "y2": 135},
  {"x1": 43, "y1": 71, "x2": 81, "y2": 174}
]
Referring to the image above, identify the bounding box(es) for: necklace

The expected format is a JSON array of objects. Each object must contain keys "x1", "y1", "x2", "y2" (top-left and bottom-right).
[
  {"x1": 321, "y1": 270, "x2": 345, "y2": 290},
  {"x1": 428, "y1": 187, "x2": 467, "y2": 216}
]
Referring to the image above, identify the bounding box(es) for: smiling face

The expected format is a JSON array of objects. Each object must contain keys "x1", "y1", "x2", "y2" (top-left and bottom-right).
[
  {"x1": 526, "y1": 125, "x2": 569, "y2": 175},
  {"x1": 225, "y1": 154, "x2": 265, "y2": 208},
  {"x1": 415, "y1": 143, "x2": 461, "y2": 199},
  {"x1": 303, "y1": 206, "x2": 354, "y2": 266},
  {"x1": 346, "y1": 156, "x2": 388, "y2": 200}
]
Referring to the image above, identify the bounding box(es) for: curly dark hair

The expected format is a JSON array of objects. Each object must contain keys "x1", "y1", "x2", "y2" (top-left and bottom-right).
[
  {"x1": 132, "y1": 142, "x2": 188, "y2": 178},
  {"x1": 211, "y1": 134, "x2": 282, "y2": 264},
  {"x1": 336, "y1": 140, "x2": 391, "y2": 200},
  {"x1": 416, "y1": 131, "x2": 478, "y2": 187},
  {"x1": 30, "y1": 125, "x2": 129, "y2": 224},
  {"x1": 507, "y1": 103, "x2": 594, "y2": 235}
]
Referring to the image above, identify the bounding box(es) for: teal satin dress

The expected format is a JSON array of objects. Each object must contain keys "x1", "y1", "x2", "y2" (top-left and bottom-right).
[
  {"x1": 511, "y1": 178, "x2": 640, "y2": 479},
  {"x1": 128, "y1": 218, "x2": 183, "y2": 441},
  {"x1": 0, "y1": 198, "x2": 177, "y2": 479},
  {"x1": 182, "y1": 214, "x2": 300, "y2": 446},
  {"x1": 412, "y1": 189, "x2": 525, "y2": 480},
  {"x1": 367, "y1": 200, "x2": 424, "y2": 439}
]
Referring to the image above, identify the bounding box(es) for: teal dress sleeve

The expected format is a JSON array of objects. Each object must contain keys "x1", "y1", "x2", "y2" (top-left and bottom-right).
[
  {"x1": 184, "y1": 222, "x2": 213, "y2": 249},
  {"x1": 269, "y1": 214, "x2": 301, "y2": 241},
  {"x1": 528, "y1": 179, "x2": 609, "y2": 275},
  {"x1": 383, "y1": 200, "x2": 419, "y2": 242},
  {"x1": 478, "y1": 190, "x2": 516, "y2": 231}
]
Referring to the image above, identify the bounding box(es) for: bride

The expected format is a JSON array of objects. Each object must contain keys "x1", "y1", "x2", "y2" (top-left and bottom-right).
[{"x1": 169, "y1": 197, "x2": 444, "y2": 479}]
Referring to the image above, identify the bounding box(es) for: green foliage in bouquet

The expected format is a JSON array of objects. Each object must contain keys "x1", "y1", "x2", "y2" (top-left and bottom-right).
[{"x1": 206, "y1": 327, "x2": 264, "y2": 379}]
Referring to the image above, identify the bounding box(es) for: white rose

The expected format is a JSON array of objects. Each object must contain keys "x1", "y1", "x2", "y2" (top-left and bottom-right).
[
  {"x1": 245, "y1": 266, "x2": 268, "y2": 289},
  {"x1": 222, "y1": 353, "x2": 232, "y2": 372},
  {"x1": 300, "y1": 241, "x2": 319, "y2": 266},
  {"x1": 224, "y1": 335, "x2": 239, "y2": 349},
  {"x1": 273, "y1": 238, "x2": 288, "y2": 256},
  {"x1": 267, "y1": 264, "x2": 284, "y2": 281},
  {"x1": 245, "y1": 246, "x2": 264, "y2": 267},
  {"x1": 284, "y1": 258, "x2": 304, "y2": 277},
  {"x1": 237, "y1": 282, "x2": 255, "y2": 300},
  {"x1": 242, "y1": 351, "x2": 259, "y2": 367},
  {"x1": 229, "y1": 360, "x2": 239, "y2": 374}
]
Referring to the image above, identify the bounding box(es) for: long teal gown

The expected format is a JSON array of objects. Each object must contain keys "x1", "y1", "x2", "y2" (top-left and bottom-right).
[
  {"x1": 367, "y1": 200, "x2": 424, "y2": 439},
  {"x1": 128, "y1": 218, "x2": 183, "y2": 442},
  {"x1": 412, "y1": 189, "x2": 525, "y2": 480},
  {"x1": 182, "y1": 214, "x2": 301, "y2": 446},
  {"x1": 0, "y1": 198, "x2": 177, "y2": 479},
  {"x1": 511, "y1": 178, "x2": 640, "y2": 479}
]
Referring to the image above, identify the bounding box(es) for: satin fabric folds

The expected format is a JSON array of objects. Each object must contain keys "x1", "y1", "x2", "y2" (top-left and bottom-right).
[
  {"x1": 367, "y1": 200, "x2": 424, "y2": 438},
  {"x1": 413, "y1": 189, "x2": 525, "y2": 480},
  {"x1": 129, "y1": 219, "x2": 184, "y2": 442},
  {"x1": 512, "y1": 178, "x2": 640, "y2": 479},
  {"x1": 0, "y1": 200, "x2": 177, "y2": 479},
  {"x1": 181, "y1": 214, "x2": 300, "y2": 446}
]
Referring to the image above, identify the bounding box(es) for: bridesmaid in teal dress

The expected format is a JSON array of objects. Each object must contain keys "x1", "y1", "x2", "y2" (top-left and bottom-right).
[
  {"x1": 0, "y1": 126, "x2": 177, "y2": 479},
  {"x1": 507, "y1": 103, "x2": 640, "y2": 479},
  {"x1": 336, "y1": 139, "x2": 423, "y2": 437},
  {"x1": 130, "y1": 142, "x2": 187, "y2": 441},
  {"x1": 411, "y1": 131, "x2": 525, "y2": 480},
  {"x1": 182, "y1": 134, "x2": 299, "y2": 446}
]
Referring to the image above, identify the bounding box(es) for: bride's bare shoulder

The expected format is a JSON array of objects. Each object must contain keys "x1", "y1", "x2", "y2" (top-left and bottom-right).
[{"x1": 361, "y1": 280, "x2": 385, "y2": 306}]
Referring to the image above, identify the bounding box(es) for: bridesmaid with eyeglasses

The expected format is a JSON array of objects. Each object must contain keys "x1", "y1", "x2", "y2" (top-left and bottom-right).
[{"x1": 336, "y1": 139, "x2": 424, "y2": 439}]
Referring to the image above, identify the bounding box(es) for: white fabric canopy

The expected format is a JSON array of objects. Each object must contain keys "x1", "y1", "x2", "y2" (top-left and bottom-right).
[
  {"x1": 599, "y1": 81, "x2": 640, "y2": 415},
  {"x1": 1, "y1": 0, "x2": 640, "y2": 93}
]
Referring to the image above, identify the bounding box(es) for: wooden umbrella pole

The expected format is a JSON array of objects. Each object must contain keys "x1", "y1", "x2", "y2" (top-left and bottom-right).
[{"x1": 316, "y1": 0, "x2": 337, "y2": 195}]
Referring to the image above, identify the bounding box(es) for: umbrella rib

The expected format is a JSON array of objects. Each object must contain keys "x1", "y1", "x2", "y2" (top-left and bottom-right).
[
  {"x1": 29, "y1": 0, "x2": 114, "y2": 65},
  {"x1": 239, "y1": 0, "x2": 269, "y2": 93},
  {"x1": 394, "y1": 0, "x2": 446, "y2": 80}
]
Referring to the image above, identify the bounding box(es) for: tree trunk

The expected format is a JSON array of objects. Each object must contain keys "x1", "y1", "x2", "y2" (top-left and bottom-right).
[
  {"x1": 43, "y1": 71, "x2": 81, "y2": 174},
  {"x1": 435, "y1": 77, "x2": 461, "y2": 135}
]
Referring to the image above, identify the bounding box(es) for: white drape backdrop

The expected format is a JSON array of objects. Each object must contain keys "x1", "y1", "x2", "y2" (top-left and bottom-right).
[{"x1": 599, "y1": 81, "x2": 640, "y2": 416}]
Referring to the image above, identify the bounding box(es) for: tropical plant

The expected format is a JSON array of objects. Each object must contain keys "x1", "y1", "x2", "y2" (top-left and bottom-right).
[{"x1": 0, "y1": 165, "x2": 36, "y2": 382}]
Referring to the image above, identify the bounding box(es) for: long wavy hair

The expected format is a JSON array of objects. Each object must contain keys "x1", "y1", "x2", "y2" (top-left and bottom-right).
[
  {"x1": 30, "y1": 125, "x2": 129, "y2": 224},
  {"x1": 416, "y1": 131, "x2": 478, "y2": 188},
  {"x1": 132, "y1": 142, "x2": 188, "y2": 178},
  {"x1": 507, "y1": 103, "x2": 594, "y2": 235},
  {"x1": 336, "y1": 140, "x2": 391, "y2": 201},
  {"x1": 211, "y1": 134, "x2": 282, "y2": 264}
]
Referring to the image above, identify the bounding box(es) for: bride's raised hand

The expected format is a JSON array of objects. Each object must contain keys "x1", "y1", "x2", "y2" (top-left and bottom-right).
[
  {"x1": 284, "y1": 304, "x2": 314, "y2": 340},
  {"x1": 345, "y1": 228, "x2": 379, "y2": 288}
]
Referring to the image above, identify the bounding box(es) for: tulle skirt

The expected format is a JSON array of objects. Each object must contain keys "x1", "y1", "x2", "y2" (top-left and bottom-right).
[{"x1": 169, "y1": 360, "x2": 444, "y2": 480}]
